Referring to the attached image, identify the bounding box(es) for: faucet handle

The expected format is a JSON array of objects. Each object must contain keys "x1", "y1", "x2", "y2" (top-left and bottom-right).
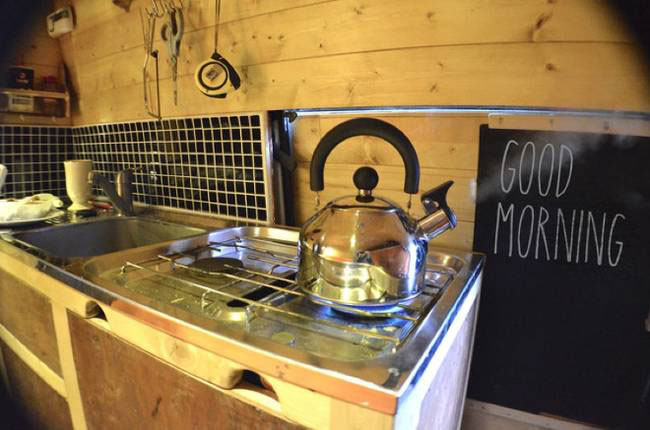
[
  {"x1": 421, "y1": 181, "x2": 457, "y2": 229},
  {"x1": 115, "y1": 169, "x2": 133, "y2": 186}
]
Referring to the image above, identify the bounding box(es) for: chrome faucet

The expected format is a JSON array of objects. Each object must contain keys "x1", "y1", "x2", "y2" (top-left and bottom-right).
[{"x1": 88, "y1": 168, "x2": 136, "y2": 216}]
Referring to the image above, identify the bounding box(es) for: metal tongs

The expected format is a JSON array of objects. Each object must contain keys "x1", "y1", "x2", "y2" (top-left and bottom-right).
[{"x1": 140, "y1": 0, "x2": 183, "y2": 119}]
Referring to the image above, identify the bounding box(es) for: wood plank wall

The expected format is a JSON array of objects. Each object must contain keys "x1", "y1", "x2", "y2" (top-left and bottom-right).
[
  {"x1": 5, "y1": 5, "x2": 63, "y2": 88},
  {"x1": 52, "y1": 0, "x2": 649, "y2": 249},
  {"x1": 56, "y1": 0, "x2": 648, "y2": 125}
]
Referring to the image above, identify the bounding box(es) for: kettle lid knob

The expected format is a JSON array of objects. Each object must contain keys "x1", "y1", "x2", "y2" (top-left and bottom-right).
[{"x1": 353, "y1": 166, "x2": 379, "y2": 202}]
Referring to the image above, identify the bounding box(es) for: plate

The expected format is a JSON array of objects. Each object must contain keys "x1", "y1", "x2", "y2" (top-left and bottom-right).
[{"x1": 0, "y1": 210, "x2": 65, "y2": 227}]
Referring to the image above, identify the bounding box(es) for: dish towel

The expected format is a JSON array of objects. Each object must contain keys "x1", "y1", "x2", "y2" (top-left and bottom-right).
[{"x1": 0, "y1": 194, "x2": 63, "y2": 222}]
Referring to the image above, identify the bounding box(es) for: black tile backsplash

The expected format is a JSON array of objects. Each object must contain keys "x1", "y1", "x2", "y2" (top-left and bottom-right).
[
  {"x1": 72, "y1": 114, "x2": 269, "y2": 223},
  {"x1": 0, "y1": 125, "x2": 72, "y2": 198},
  {"x1": 1, "y1": 114, "x2": 270, "y2": 223}
]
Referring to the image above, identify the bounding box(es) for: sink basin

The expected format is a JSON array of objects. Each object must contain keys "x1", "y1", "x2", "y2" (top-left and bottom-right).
[{"x1": 10, "y1": 216, "x2": 205, "y2": 258}]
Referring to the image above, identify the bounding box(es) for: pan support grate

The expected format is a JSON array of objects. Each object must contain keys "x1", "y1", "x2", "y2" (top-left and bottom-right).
[{"x1": 116, "y1": 237, "x2": 452, "y2": 348}]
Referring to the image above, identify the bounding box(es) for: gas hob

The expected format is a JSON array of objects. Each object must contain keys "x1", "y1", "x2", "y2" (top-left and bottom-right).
[{"x1": 82, "y1": 226, "x2": 483, "y2": 407}]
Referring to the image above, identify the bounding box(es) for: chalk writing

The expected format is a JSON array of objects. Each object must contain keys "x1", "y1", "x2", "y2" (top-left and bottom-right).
[{"x1": 494, "y1": 140, "x2": 624, "y2": 267}]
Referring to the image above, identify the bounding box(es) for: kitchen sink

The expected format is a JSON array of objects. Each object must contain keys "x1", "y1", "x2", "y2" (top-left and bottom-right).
[{"x1": 9, "y1": 216, "x2": 205, "y2": 258}]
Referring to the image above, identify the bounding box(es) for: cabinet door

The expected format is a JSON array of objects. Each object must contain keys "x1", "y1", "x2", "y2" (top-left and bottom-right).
[
  {"x1": 0, "y1": 268, "x2": 62, "y2": 375},
  {"x1": 67, "y1": 311, "x2": 303, "y2": 430},
  {"x1": 0, "y1": 341, "x2": 73, "y2": 430}
]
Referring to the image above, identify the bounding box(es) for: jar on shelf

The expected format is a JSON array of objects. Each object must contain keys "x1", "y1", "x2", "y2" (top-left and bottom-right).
[
  {"x1": 41, "y1": 76, "x2": 62, "y2": 116},
  {"x1": 43, "y1": 75, "x2": 61, "y2": 92}
]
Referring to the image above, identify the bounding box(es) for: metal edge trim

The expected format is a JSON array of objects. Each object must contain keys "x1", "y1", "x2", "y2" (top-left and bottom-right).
[
  {"x1": 395, "y1": 253, "x2": 485, "y2": 399},
  {"x1": 260, "y1": 112, "x2": 275, "y2": 226},
  {"x1": 292, "y1": 106, "x2": 650, "y2": 119},
  {"x1": 0, "y1": 229, "x2": 485, "y2": 415}
]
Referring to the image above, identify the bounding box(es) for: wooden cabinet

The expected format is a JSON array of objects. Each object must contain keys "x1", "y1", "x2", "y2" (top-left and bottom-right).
[
  {"x1": 0, "y1": 247, "x2": 480, "y2": 429},
  {"x1": 414, "y1": 298, "x2": 477, "y2": 429},
  {"x1": 0, "y1": 266, "x2": 73, "y2": 429},
  {"x1": 67, "y1": 311, "x2": 303, "y2": 430},
  {"x1": 0, "y1": 341, "x2": 73, "y2": 430},
  {"x1": 0, "y1": 268, "x2": 62, "y2": 376}
]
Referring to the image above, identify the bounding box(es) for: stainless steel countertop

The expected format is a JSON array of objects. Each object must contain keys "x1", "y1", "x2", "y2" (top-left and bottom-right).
[{"x1": 0, "y1": 213, "x2": 484, "y2": 414}]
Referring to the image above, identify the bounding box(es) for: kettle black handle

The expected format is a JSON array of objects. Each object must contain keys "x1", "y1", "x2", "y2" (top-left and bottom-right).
[{"x1": 309, "y1": 118, "x2": 420, "y2": 194}]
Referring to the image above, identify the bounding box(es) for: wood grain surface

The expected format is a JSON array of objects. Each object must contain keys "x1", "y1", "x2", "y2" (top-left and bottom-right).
[
  {"x1": 417, "y1": 300, "x2": 478, "y2": 429},
  {"x1": 6, "y1": 3, "x2": 63, "y2": 83},
  {"x1": 68, "y1": 311, "x2": 304, "y2": 430},
  {"x1": 51, "y1": 0, "x2": 648, "y2": 124},
  {"x1": 0, "y1": 268, "x2": 62, "y2": 376},
  {"x1": 0, "y1": 341, "x2": 73, "y2": 430}
]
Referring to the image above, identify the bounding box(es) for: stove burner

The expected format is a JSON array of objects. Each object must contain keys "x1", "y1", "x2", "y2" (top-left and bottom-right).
[
  {"x1": 309, "y1": 296, "x2": 408, "y2": 318},
  {"x1": 331, "y1": 303, "x2": 404, "y2": 316},
  {"x1": 188, "y1": 257, "x2": 244, "y2": 274}
]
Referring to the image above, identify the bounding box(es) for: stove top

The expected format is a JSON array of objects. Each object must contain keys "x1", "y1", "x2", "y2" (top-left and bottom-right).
[
  {"x1": 82, "y1": 226, "x2": 484, "y2": 409},
  {"x1": 100, "y1": 234, "x2": 453, "y2": 361}
]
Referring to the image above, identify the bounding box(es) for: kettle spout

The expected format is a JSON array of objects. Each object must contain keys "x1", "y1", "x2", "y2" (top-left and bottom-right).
[{"x1": 416, "y1": 181, "x2": 457, "y2": 240}]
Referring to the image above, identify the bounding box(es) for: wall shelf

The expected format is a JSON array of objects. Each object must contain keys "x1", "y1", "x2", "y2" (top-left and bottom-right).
[
  {"x1": 0, "y1": 112, "x2": 71, "y2": 126},
  {"x1": 1, "y1": 88, "x2": 69, "y2": 100},
  {"x1": 0, "y1": 88, "x2": 71, "y2": 124}
]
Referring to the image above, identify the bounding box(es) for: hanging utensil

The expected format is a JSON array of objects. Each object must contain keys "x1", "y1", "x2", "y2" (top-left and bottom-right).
[
  {"x1": 194, "y1": 0, "x2": 241, "y2": 98},
  {"x1": 141, "y1": 5, "x2": 161, "y2": 119},
  {"x1": 141, "y1": 0, "x2": 182, "y2": 118},
  {"x1": 161, "y1": 5, "x2": 184, "y2": 105}
]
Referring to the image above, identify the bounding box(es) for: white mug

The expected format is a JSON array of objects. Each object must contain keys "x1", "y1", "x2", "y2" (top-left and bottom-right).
[
  {"x1": 64, "y1": 160, "x2": 93, "y2": 211},
  {"x1": 0, "y1": 164, "x2": 7, "y2": 194}
]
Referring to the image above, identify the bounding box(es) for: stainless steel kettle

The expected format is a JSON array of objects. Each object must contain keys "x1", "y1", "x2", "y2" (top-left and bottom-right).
[{"x1": 298, "y1": 118, "x2": 457, "y2": 307}]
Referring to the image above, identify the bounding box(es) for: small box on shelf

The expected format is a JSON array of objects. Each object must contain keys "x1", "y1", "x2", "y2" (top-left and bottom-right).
[
  {"x1": 7, "y1": 66, "x2": 35, "y2": 90},
  {"x1": 1, "y1": 93, "x2": 36, "y2": 113}
]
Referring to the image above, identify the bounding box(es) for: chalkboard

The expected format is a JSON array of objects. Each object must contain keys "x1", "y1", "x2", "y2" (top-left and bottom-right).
[{"x1": 469, "y1": 125, "x2": 650, "y2": 428}]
